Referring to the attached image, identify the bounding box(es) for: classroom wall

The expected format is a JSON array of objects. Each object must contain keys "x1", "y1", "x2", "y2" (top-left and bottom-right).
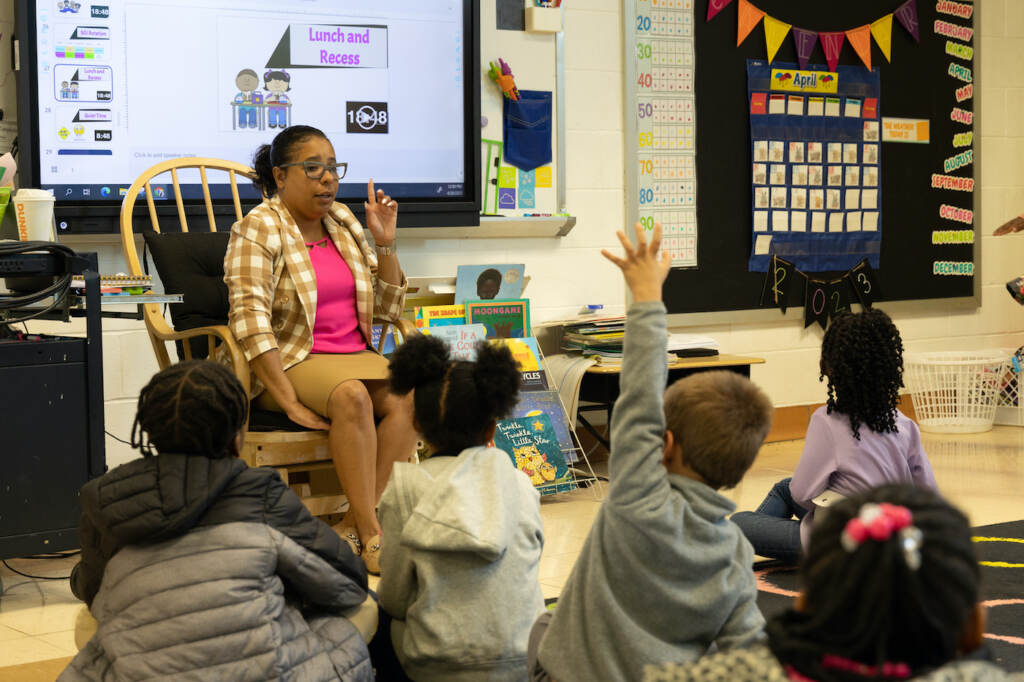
[
  {"x1": 666, "y1": 1, "x2": 1024, "y2": 408},
  {"x1": 4, "y1": 1, "x2": 1023, "y2": 468}
]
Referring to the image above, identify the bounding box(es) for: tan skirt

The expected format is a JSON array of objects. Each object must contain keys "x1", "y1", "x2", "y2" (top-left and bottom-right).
[{"x1": 256, "y1": 350, "x2": 390, "y2": 417}]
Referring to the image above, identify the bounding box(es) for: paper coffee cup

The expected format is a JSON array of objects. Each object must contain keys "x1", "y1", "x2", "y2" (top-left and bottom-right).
[{"x1": 13, "y1": 189, "x2": 57, "y2": 242}]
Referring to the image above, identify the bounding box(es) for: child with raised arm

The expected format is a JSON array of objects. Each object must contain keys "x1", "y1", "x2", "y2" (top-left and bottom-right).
[{"x1": 530, "y1": 224, "x2": 774, "y2": 681}]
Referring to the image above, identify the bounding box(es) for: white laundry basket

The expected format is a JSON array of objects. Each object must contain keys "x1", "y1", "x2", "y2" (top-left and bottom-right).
[
  {"x1": 994, "y1": 350, "x2": 1024, "y2": 426},
  {"x1": 904, "y1": 351, "x2": 1009, "y2": 433}
]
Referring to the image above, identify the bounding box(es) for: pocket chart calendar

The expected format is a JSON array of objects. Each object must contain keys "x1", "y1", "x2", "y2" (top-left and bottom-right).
[
  {"x1": 747, "y1": 60, "x2": 882, "y2": 273},
  {"x1": 631, "y1": 0, "x2": 698, "y2": 269}
]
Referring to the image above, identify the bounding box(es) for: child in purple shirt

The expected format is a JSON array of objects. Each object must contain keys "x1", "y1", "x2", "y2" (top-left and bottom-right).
[{"x1": 733, "y1": 309, "x2": 937, "y2": 562}]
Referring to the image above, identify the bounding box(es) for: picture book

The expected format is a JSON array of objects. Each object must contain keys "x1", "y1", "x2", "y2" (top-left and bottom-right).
[
  {"x1": 494, "y1": 415, "x2": 576, "y2": 495},
  {"x1": 454, "y1": 264, "x2": 525, "y2": 304},
  {"x1": 369, "y1": 324, "x2": 397, "y2": 355},
  {"x1": 491, "y1": 337, "x2": 548, "y2": 391},
  {"x1": 512, "y1": 389, "x2": 577, "y2": 462},
  {"x1": 423, "y1": 323, "x2": 488, "y2": 360},
  {"x1": 414, "y1": 304, "x2": 466, "y2": 329},
  {"x1": 464, "y1": 299, "x2": 530, "y2": 339}
]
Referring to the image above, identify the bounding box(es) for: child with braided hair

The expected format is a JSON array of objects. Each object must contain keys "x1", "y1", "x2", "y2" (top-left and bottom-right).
[
  {"x1": 733, "y1": 309, "x2": 938, "y2": 563},
  {"x1": 65, "y1": 360, "x2": 373, "y2": 680},
  {"x1": 645, "y1": 484, "x2": 1024, "y2": 682}
]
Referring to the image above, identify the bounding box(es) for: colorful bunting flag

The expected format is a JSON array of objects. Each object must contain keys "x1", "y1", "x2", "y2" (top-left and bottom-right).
[
  {"x1": 846, "y1": 25, "x2": 873, "y2": 70},
  {"x1": 718, "y1": 0, "x2": 920, "y2": 70},
  {"x1": 737, "y1": 0, "x2": 765, "y2": 47},
  {"x1": 792, "y1": 28, "x2": 819, "y2": 70},
  {"x1": 706, "y1": 0, "x2": 734, "y2": 22},
  {"x1": 894, "y1": 0, "x2": 920, "y2": 43},
  {"x1": 820, "y1": 31, "x2": 846, "y2": 72},
  {"x1": 871, "y1": 13, "x2": 894, "y2": 62},
  {"x1": 763, "y1": 15, "x2": 792, "y2": 63}
]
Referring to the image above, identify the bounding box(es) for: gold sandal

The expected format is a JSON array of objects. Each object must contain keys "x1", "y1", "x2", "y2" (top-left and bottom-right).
[
  {"x1": 362, "y1": 534, "x2": 382, "y2": 575},
  {"x1": 333, "y1": 524, "x2": 362, "y2": 557}
]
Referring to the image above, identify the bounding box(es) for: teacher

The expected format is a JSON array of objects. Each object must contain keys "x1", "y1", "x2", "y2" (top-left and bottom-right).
[{"x1": 224, "y1": 125, "x2": 416, "y2": 574}]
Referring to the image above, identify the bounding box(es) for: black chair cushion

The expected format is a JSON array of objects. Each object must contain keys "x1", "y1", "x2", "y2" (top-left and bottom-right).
[
  {"x1": 143, "y1": 231, "x2": 230, "y2": 359},
  {"x1": 249, "y1": 408, "x2": 310, "y2": 432}
]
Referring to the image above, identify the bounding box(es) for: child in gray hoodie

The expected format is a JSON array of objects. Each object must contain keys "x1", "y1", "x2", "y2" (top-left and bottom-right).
[
  {"x1": 530, "y1": 223, "x2": 774, "y2": 681},
  {"x1": 378, "y1": 336, "x2": 546, "y2": 681}
]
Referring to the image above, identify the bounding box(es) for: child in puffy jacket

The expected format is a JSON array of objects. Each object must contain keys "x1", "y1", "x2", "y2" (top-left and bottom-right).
[{"x1": 63, "y1": 360, "x2": 372, "y2": 681}]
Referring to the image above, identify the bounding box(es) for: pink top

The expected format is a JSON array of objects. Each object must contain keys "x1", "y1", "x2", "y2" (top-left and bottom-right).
[{"x1": 306, "y1": 236, "x2": 367, "y2": 354}]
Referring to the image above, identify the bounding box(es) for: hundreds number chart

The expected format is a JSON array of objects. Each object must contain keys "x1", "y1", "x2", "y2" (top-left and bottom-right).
[{"x1": 629, "y1": 0, "x2": 698, "y2": 268}]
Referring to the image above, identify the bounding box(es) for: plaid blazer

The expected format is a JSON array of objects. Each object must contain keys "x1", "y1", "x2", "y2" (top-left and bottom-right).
[{"x1": 223, "y1": 194, "x2": 407, "y2": 396}]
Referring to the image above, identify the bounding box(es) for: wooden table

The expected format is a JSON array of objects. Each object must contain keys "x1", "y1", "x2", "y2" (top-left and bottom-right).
[{"x1": 577, "y1": 354, "x2": 766, "y2": 449}]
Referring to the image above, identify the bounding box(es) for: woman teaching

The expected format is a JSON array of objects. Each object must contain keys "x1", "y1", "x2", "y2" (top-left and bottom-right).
[{"x1": 224, "y1": 125, "x2": 417, "y2": 574}]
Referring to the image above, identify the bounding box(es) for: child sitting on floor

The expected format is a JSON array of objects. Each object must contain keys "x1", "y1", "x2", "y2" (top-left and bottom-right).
[
  {"x1": 644, "y1": 484, "x2": 1018, "y2": 682},
  {"x1": 63, "y1": 360, "x2": 372, "y2": 681},
  {"x1": 376, "y1": 336, "x2": 546, "y2": 681},
  {"x1": 732, "y1": 309, "x2": 937, "y2": 563},
  {"x1": 530, "y1": 223, "x2": 774, "y2": 681}
]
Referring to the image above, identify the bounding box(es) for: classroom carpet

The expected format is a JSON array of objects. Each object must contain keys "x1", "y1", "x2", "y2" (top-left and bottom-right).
[{"x1": 755, "y1": 519, "x2": 1024, "y2": 672}]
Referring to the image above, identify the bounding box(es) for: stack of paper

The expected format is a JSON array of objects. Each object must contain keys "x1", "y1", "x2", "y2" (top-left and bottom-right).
[
  {"x1": 561, "y1": 317, "x2": 626, "y2": 358},
  {"x1": 667, "y1": 333, "x2": 719, "y2": 357}
]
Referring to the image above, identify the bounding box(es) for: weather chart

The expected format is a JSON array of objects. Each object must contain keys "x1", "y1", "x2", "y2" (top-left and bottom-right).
[{"x1": 630, "y1": 0, "x2": 699, "y2": 269}]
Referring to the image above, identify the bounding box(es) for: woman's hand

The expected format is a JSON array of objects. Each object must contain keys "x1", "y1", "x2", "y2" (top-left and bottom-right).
[
  {"x1": 364, "y1": 179, "x2": 398, "y2": 247},
  {"x1": 284, "y1": 401, "x2": 331, "y2": 430},
  {"x1": 601, "y1": 222, "x2": 672, "y2": 303}
]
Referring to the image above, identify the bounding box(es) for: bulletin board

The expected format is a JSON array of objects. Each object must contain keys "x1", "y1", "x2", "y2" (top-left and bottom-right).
[{"x1": 624, "y1": 0, "x2": 978, "y2": 316}]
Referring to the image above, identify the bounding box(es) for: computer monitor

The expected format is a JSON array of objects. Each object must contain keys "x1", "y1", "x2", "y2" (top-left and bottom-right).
[{"x1": 15, "y1": 0, "x2": 481, "y2": 234}]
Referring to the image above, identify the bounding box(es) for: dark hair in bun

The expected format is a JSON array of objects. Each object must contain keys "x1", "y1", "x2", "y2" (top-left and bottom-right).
[
  {"x1": 389, "y1": 335, "x2": 521, "y2": 453},
  {"x1": 251, "y1": 124, "x2": 327, "y2": 198}
]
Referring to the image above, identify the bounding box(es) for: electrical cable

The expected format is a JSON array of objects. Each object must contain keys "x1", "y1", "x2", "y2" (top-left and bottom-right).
[
  {"x1": 2, "y1": 560, "x2": 70, "y2": 581},
  {"x1": 0, "y1": 241, "x2": 77, "y2": 324},
  {"x1": 105, "y1": 429, "x2": 132, "y2": 446}
]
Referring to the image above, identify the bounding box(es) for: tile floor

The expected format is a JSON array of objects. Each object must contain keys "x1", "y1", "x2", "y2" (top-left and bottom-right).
[{"x1": 3, "y1": 425, "x2": 1024, "y2": 677}]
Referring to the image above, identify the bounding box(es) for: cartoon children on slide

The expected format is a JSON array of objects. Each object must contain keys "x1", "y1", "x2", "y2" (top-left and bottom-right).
[
  {"x1": 233, "y1": 69, "x2": 262, "y2": 129},
  {"x1": 264, "y1": 70, "x2": 292, "y2": 129}
]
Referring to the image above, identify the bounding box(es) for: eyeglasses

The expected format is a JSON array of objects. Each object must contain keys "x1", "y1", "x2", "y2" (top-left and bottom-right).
[{"x1": 278, "y1": 161, "x2": 348, "y2": 181}]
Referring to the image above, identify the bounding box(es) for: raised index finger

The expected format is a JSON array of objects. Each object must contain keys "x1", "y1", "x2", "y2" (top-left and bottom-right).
[{"x1": 367, "y1": 178, "x2": 376, "y2": 204}]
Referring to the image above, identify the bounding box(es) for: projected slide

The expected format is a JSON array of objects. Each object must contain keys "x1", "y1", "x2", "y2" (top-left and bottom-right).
[{"x1": 33, "y1": 0, "x2": 466, "y2": 202}]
